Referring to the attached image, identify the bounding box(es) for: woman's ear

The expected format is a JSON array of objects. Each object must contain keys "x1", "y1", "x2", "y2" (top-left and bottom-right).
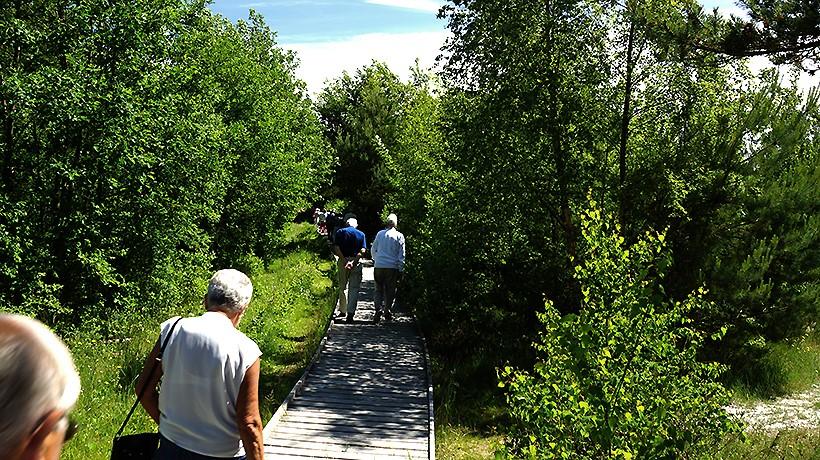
[{"x1": 21, "y1": 410, "x2": 65, "y2": 460}]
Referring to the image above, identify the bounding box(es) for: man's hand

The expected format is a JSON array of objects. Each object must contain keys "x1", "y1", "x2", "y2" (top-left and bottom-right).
[{"x1": 345, "y1": 260, "x2": 354, "y2": 270}]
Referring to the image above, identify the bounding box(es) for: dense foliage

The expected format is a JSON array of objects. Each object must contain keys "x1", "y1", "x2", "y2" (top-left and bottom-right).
[
  {"x1": 500, "y1": 203, "x2": 741, "y2": 459},
  {"x1": 0, "y1": 1, "x2": 331, "y2": 329}
]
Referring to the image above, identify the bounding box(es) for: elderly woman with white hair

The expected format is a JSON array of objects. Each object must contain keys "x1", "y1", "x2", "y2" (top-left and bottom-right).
[
  {"x1": 136, "y1": 269, "x2": 264, "y2": 460},
  {"x1": 0, "y1": 314, "x2": 81, "y2": 460}
]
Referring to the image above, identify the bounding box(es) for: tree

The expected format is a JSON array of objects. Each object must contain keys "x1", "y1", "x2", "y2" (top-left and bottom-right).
[
  {"x1": 316, "y1": 61, "x2": 410, "y2": 238},
  {"x1": 697, "y1": 0, "x2": 820, "y2": 72},
  {"x1": 406, "y1": 0, "x2": 613, "y2": 367},
  {"x1": 204, "y1": 12, "x2": 332, "y2": 266}
]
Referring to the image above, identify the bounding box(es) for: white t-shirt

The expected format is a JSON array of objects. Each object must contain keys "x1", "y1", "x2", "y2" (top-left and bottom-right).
[{"x1": 158, "y1": 312, "x2": 262, "y2": 457}]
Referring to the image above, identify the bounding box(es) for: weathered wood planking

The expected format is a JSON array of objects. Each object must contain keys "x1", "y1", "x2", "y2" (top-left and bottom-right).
[{"x1": 263, "y1": 263, "x2": 434, "y2": 459}]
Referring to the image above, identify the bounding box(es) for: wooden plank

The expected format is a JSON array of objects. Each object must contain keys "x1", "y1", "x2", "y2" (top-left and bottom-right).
[
  {"x1": 302, "y1": 378, "x2": 425, "y2": 393},
  {"x1": 306, "y1": 370, "x2": 426, "y2": 383},
  {"x1": 298, "y1": 387, "x2": 427, "y2": 404},
  {"x1": 264, "y1": 444, "x2": 427, "y2": 460},
  {"x1": 265, "y1": 438, "x2": 426, "y2": 457},
  {"x1": 320, "y1": 346, "x2": 423, "y2": 356},
  {"x1": 324, "y1": 338, "x2": 421, "y2": 346},
  {"x1": 317, "y1": 350, "x2": 423, "y2": 361},
  {"x1": 271, "y1": 420, "x2": 427, "y2": 438},
  {"x1": 284, "y1": 408, "x2": 427, "y2": 425},
  {"x1": 293, "y1": 394, "x2": 427, "y2": 410},
  {"x1": 319, "y1": 354, "x2": 424, "y2": 366},
  {"x1": 301, "y1": 374, "x2": 425, "y2": 387},
  {"x1": 302, "y1": 381, "x2": 428, "y2": 397},
  {"x1": 281, "y1": 413, "x2": 429, "y2": 431},
  {"x1": 311, "y1": 363, "x2": 427, "y2": 375},
  {"x1": 265, "y1": 429, "x2": 427, "y2": 451},
  {"x1": 287, "y1": 401, "x2": 428, "y2": 416}
]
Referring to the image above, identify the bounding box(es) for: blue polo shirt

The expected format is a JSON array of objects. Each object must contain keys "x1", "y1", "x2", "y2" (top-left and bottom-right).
[{"x1": 334, "y1": 226, "x2": 367, "y2": 257}]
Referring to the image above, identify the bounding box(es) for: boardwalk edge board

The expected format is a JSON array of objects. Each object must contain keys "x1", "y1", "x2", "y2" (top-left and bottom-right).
[{"x1": 262, "y1": 303, "x2": 334, "y2": 439}]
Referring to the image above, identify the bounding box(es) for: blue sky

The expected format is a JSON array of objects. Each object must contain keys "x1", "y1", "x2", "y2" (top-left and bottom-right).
[
  {"x1": 209, "y1": 0, "x2": 739, "y2": 44},
  {"x1": 210, "y1": 0, "x2": 445, "y2": 43},
  {"x1": 208, "y1": 1, "x2": 816, "y2": 95}
]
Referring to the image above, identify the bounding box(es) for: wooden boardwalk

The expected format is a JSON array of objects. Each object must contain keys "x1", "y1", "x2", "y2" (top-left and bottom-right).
[{"x1": 263, "y1": 263, "x2": 435, "y2": 459}]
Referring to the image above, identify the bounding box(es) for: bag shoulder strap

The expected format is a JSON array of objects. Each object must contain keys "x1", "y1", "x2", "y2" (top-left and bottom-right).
[{"x1": 115, "y1": 316, "x2": 183, "y2": 438}]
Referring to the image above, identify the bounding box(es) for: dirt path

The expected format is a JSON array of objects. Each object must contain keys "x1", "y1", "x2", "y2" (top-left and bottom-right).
[{"x1": 726, "y1": 384, "x2": 820, "y2": 431}]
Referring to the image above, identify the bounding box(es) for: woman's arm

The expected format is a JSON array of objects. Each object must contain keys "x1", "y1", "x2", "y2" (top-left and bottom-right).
[
  {"x1": 135, "y1": 340, "x2": 163, "y2": 424},
  {"x1": 236, "y1": 358, "x2": 265, "y2": 460}
]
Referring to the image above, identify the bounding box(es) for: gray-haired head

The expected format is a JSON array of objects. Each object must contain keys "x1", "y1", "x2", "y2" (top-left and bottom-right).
[
  {"x1": 346, "y1": 218, "x2": 358, "y2": 229},
  {"x1": 205, "y1": 269, "x2": 253, "y2": 314},
  {"x1": 0, "y1": 314, "x2": 81, "y2": 457},
  {"x1": 386, "y1": 213, "x2": 398, "y2": 227}
]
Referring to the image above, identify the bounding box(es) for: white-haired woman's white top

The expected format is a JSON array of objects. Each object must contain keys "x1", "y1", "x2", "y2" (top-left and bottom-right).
[{"x1": 157, "y1": 313, "x2": 261, "y2": 457}]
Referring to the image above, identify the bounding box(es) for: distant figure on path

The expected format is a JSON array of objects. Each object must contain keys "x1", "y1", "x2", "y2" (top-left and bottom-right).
[
  {"x1": 371, "y1": 213, "x2": 406, "y2": 323},
  {"x1": 333, "y1": 214, "x2": 367, "y2": 323},
  {"x1": 0, "y1": 314, "x2": 81, "y2": 460},
  {"x1": 136, "y1": 269, "x2": 265, "y2": 460},
  {"x1": 325, "y1": 211, "x2": 342, "y2": 244}
]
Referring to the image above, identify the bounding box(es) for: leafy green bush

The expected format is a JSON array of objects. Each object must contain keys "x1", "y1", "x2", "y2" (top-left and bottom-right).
[
  {"x1": 499, "y1": 201, "x2": 741, "y2": 459},
  {"x1": 0, "y1": 2, "x2": 330, "y2": 330}
]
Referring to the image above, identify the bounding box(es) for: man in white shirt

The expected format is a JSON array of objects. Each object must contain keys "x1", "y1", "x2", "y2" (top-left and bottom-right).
[{"x1": 371, "y1": 213, "x2": 406, "y2": 323}]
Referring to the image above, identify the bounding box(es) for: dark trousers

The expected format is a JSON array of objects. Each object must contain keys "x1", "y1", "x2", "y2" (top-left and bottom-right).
[
  {"x1": 153, "y1": 434, "x2": 246, "y2": 460},
  {"x1": 374, "y1": 267, "x2": 400, "y2": 314}
]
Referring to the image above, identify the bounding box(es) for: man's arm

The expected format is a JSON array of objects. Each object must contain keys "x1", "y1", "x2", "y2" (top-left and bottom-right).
[
  {"x1": 398, "y1": 234, "x2": 406, "y2": 272},
  {"x1": 346, "y1": 233, "x2": 365, "y2": 268},
  {"x1": 135, "y1": 340, "x2": 163, "y2": 424},
  {"x1": 236, "y1": 359, "x2": 265, "y2": 460},
  {"x1": 371, "y1": 232, "x2": 380, "y2": 258}
]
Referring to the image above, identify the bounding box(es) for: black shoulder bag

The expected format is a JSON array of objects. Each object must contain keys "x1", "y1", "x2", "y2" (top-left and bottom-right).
[{"x1": 110, "y1": 317, "x2": 182, "y2": 460}]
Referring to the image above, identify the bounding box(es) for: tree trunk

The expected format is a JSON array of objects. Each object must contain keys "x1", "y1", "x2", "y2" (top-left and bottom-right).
[{"x1": 618, "y1": 18, "x2": 636, "y2": 227}]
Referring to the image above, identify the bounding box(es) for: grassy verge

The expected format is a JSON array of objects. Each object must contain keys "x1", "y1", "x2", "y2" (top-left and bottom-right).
[
  {"x1": 728, "y1": 337, "x2": 820, "y2": 403},
  {"x1": 437, "y1": 425, "x2": 503, "y2": 460},
  {"x1": 716, "y1": 430, "x2": 820, "y2": 459},
  {"x1": 432, "y1": 354, "x2": 508, "y2": 459},
  {"x1": 61, "y1": 223, "x2": 334, "y2": 459},
  {"x1": 714, "y1": 336, "x2": 820, "y2": 459}
]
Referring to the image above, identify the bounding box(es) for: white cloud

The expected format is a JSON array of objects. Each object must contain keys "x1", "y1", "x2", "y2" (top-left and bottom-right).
[
  {"x1": 364, "y1": 0, "x2": 443, "y2": 13},
  {"x1": 714, "y1": 5, "x2": 748, "y2": 19},
  {"x1": 284, "y1": 30, "x2": 449, "y2": 96},
  {"x1": 747, "y1": 56, "x2": 819, "y2": 94}
]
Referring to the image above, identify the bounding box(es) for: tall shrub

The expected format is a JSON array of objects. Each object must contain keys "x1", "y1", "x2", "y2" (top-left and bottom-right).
[{"x1": 500, "y1": 201, "x2": 741, "y2": 459}]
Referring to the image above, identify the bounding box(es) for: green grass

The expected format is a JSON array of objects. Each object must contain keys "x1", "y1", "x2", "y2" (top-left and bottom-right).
[
  {"x1": 729, "y1": 337, "x2": 820, "y2": 403},
  {"x1": 61, "y1": 223, "x2": 334, "y2": 459},
  {"x1": 431, "y1": 353, "x2": 509, "y2": 459},
  {"x1": 715, "y1": 337, "x2": 820, "y2": 459},
  {"x1": 715, "y1": 430, "x2": 820, "y2": 459},
  {"x1": 437, "y1": 425, "x2": 503, "y2": 460}
]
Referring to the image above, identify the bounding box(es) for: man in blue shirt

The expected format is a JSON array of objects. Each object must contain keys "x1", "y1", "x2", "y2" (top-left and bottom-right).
[{"x1": 333, "y1": 214, "x2": 367, "y2": 323}]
